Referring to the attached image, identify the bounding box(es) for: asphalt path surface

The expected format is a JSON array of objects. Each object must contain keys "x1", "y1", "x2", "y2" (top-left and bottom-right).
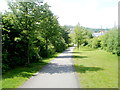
[{"x1": 20, "y1": 46, "x2": 80, "y2": 88}]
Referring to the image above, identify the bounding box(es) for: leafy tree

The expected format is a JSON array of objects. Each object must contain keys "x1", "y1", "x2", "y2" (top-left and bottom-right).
[
  {"x1": 2, "y1": 1, "x2": 70, "y2": 72},
  {"x1": 60, "y1": 26, "x2": 71, "y2": 45},
  {"x1": 72, "y1": 23, "x2": 92, "y2": 48},
  {"x1": 73, "y1": 24, "x2": 84, "y2": 48}
]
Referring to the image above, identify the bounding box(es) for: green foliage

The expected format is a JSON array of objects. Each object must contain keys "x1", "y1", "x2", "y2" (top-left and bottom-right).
[
  {"x1": 71, "y1": 23, "x2": 93, "y2": 48},
  {"x1": 87, "y1": 29, "x2": 119, "y2": 55},
  {"x1": 2, "y1": 1, "x2": 70, "y2": 72},
  {"x1": 71, "y1": 24, "x2": 118, "y2": 56},
  {"x1": 91, "y1": 37, "x2": 101, "y2": 49},
  {"x1": 61, "y1": 26, "x2": 71, "y2": 44},
  {"x1": 100, "y1": 29, "x2": 119, "y2": 55}
]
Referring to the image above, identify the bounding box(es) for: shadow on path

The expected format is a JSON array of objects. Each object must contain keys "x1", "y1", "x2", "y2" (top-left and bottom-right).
[
  {"x1": 38, "y1": 48, "x2": 100, "y2": 74},
  {"x1": 39, "y1": 63, "x2": 104, "y2": 74},
  {"x1": 39, "y1": 63, "x2": 74, "y2": 74}
]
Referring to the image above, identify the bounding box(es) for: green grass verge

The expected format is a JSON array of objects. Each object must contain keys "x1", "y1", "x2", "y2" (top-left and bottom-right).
[
  {"x1": 73, "y1": 46, "x2": 118, "y2": 88},
  {"x1": 2, "y1": 52, "x2": 60, "y2": 88}
]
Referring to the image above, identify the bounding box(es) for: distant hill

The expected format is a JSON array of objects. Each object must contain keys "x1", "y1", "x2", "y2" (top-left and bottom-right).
[
  {"x1": 63, "y1": 25, "x2": 74, "y2": 33},
  {"x1": 64, "y1": 25, "x2": 74, "y2": 30},
  {"x1": 84, "y1": 27, "x2": 111, "y2": 32},
  {"x1": 63, "y1": 25, "x2": 111, "y2": 33}
]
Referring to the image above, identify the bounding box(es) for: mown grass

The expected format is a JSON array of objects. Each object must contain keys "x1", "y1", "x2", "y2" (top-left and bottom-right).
[
  {"x1": 73, "y1": 46, "x2": 118, "y2": 88},
  {"x1": 2, "y1": 52, "x2": 60, "y2": 88}
]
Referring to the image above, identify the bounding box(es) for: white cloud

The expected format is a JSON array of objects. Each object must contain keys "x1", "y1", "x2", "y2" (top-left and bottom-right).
[
  {"x1": 45, "y1": 0, "x2": 118, "y2": 28},
  {"x1": 0, "y1": 0, "x2": 9, "y2": 12},
  {"x1": 0, "y1": 0, "x2": 118, "y2": 28}
]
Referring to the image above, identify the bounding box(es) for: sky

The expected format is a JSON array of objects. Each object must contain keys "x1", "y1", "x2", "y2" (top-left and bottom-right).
[{"x1": 0, "y1": 0, "x2": 119, "y2": 28}]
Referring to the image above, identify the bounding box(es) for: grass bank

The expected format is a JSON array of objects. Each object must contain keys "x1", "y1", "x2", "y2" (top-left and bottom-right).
[
  {"x1": 73, "y1": 46, "x2": 118, "y2": 88},
  {"x1": 2, "y1": 52, "x2": 60, "y2": 88}
]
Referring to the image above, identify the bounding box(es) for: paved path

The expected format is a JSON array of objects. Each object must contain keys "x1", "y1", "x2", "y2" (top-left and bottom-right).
[{"x1": 20, "y1": 46, "x2": 80, "y2": 88}]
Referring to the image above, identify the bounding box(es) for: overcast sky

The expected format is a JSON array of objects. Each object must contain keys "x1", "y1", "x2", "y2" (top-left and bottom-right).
[{"x1": 0, "y1": 0, "x2": 119, "y2": 28}]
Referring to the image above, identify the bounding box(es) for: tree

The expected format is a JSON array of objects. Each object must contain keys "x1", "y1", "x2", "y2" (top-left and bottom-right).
[
  {"x1": 73, "y1": 23, "x2": 85, "y2": 48},
  {"x1": 2, "y1": 1, "x2": 70, "y2": 72},
  {"x1": 60, "y1": 26, "x2": 71, "y2": 45}
]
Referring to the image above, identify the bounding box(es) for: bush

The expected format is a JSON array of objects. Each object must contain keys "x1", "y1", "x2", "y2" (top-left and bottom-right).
[
  {"x1": 87, "y1": 29, "x2": 119, "y2": 55},
  {"x1": 100, "y1": 29, "x2": 118, "y2": 54},
  {"x1": 91, "y1": 38, "x2": 101, "y2": 49}
]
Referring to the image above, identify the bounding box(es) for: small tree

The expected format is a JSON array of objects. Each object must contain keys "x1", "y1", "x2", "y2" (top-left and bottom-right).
[{"x1": 73, "y1": 23, "x2": 84, "y2": 48}]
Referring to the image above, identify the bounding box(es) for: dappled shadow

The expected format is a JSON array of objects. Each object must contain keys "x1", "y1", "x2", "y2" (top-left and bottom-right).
[
  {"x1": 39, "y1": 63, "x2": 75, "y2": 74},
  {"x1": 3, "y1": 59, "x2": 104, "y2": 81},
  {"x1": 2, "y1": 46, "x2": 97, "y2": 82},
  {"x1": 56, "y1": 55, "x2": 72, "y2": 58},
  {"x1": 65, "y1": 49, "x2": 70, "y2": 52},
  {"x1": 63, "y1": 47, "x2": 72, "y2": 52},
  {"x1": 2, "y1": 61, "x2": 49, "y2": 79},
  {"x1": 38, "y1": 63, "x2": 103, "y2": 74},
  {"x1": 74, "y1": 65, "x2": 104, "y2": 73}
]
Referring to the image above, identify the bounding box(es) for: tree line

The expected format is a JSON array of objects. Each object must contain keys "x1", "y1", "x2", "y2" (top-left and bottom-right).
[
  {"x1": 87, "y1": 28, "x2": 119, "y2": 55},
  {"x1": 2, "y1": 1, "x2": 71, "y2": 72},
  {"x1": 72, "y1": 24, "x2": 119, "y2": 56}
]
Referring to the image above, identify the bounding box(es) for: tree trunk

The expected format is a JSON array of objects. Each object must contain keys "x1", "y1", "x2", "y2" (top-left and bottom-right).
[
  {"x1": 45, "y1": 37, "x2": 48, "y2": 57},
  {"x1": 77, "y1": 41, "x2": 79, "y2": 48}
]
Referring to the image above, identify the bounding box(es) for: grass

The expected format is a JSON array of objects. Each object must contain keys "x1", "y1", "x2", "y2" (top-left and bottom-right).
[
  {"x1": 2, "y1": 52, "x2": 60, "y2": 88},
  {"x1": 73, "y1": 46, "x2": 118, "y2": 88}
]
